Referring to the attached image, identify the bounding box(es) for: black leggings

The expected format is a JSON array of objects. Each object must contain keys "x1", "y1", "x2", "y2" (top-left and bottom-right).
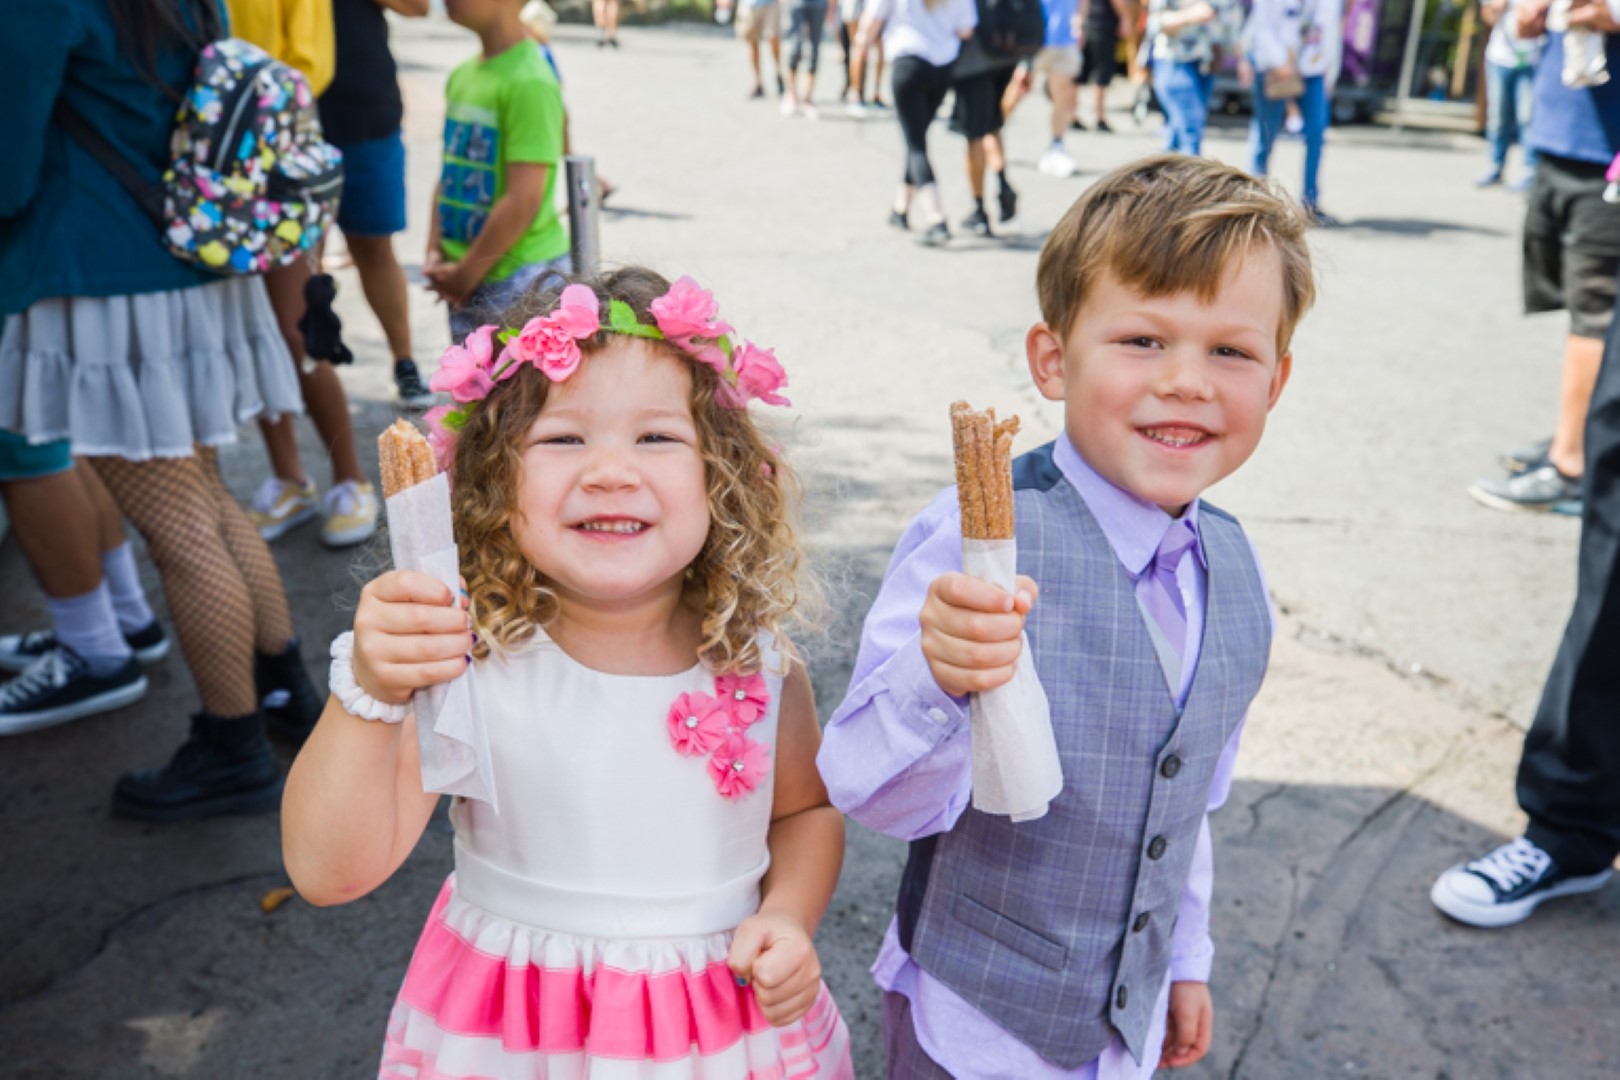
[{"x1": 891, "y1": 54, "x2": 954, "y2": 187}]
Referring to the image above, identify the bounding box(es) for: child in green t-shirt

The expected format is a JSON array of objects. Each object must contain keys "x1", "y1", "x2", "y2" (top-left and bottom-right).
[{"x1": 426, "y1": 0, "x2": 569, "y2": 341}]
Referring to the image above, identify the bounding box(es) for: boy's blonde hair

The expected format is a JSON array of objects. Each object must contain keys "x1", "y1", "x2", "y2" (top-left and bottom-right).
[
  {"x1": 451, "y1": 267, "x2": 808, "y2": 677},
  {"x1": 1036, "y1": 154, "x2": 1317, "y2": 353}
]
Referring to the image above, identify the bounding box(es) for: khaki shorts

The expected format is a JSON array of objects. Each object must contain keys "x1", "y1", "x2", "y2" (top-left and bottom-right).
[
  {"x1": 736, "y1": 2, "x2": 781, "y2": 42},
  {"x1": 1031, "y1": 45, "x2": 1081, "y2": 81}
]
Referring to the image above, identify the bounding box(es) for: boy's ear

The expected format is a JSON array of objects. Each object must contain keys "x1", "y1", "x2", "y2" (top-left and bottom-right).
[
  {"x1": 1267, "y1": 351, "x2": 1293, "y2": 410},
  {"x1": 1026, "y1": 323, "x2": 1068, "y2": 402}
]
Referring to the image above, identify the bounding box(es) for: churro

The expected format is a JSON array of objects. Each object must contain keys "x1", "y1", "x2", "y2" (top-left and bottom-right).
[
  {"x1": 379, "y1": 419, "x2": 436, "y2": 498},
  {"x1": 950, "y1": 401, "x2": 1019, "y2": 540}
]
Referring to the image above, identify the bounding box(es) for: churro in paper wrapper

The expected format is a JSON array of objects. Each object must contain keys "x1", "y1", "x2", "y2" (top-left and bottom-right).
[
  {"x1": 950, "y1": 402, "x2": 1062, "y2": 823},
  {"x1": 378, "y1": 421, "x2": 498, "y2": 809}
]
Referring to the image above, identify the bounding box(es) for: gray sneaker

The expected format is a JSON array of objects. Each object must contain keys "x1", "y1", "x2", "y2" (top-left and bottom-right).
[
  {"x1": 1467, "y1": 465, "x2": 1582, "y2": 514},
  {"x1": 1499, "y1": 436, "x2": 1552, "y2": 475}
]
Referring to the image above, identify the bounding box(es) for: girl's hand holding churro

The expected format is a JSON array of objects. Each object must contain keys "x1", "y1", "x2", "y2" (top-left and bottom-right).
[{"x1": 351, "y1": 571, "x2": 474, "y2": 707}]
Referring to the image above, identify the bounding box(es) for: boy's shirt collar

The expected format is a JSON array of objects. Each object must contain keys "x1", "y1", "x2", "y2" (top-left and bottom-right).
[{"x1": 1052, "y1": 433, "x2": 1208, "y2": 578}]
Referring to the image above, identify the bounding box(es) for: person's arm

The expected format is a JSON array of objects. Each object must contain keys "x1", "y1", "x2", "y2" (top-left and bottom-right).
[
  {"x1": 1568, "y1": 0, "x2": 1620, "y2": 32},
  {"x1": 1517, "y1": 0, "x2": 1550, "y2": 36},
  {"x1": 1158, "y1": 0, "x2": 1218, "y2": 35},
  {"x1": 376, "y1": 0, "x2": 431, "y2": 15},
  {"x1": 817, "y1": 490, "x2": 1034, "y2": 840},
  {"x1": 0, "y1": 1, "x2": 77, "y2": 217},
  {"x1": 1246, "y1": 0, "x2": 1292, "y2": 71},
  {"x1": 426, "y1": 161, "x2": 548, "y2": 303},
  {"x1": 283, "y1": 0, "x2": 336, "y2": 95},
  {"x1": 282, "y1": 570, "x2": 472, "y2": 905},
  {"x1": 1481, "y1": 0, "x2": 1507, "y2": 29},
  {"x1": 727, "y1": 661, "x2": 845, "y2": 1027}
]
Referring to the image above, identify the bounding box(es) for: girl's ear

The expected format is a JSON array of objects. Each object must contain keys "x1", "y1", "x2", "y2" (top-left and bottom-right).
[{"x1": 1025, "y1": 323, "x2": 1068, "y2": 402}]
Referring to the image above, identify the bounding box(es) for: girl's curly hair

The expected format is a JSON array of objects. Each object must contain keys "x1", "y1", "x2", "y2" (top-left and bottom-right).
[{"x1": 451, "y1": 267, "x2": 808, "y2": 677}]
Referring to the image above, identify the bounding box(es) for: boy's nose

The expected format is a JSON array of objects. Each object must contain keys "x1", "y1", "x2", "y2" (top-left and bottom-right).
[{"x1": 1157, "y1": 349, "x2": 1216, "y2": 400}]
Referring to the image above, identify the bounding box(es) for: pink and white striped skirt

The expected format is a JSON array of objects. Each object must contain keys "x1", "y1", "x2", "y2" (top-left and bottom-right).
[{"x1": 379, "y1": 878, "x2": 854, "y2": 1080}]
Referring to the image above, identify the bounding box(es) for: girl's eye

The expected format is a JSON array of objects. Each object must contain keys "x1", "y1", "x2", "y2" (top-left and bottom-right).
[
  {"x1": 536, "y1": 434, "x2": 582, "y2": 446},
  {"x1": 638, "y1": 432, "x2": 683, "y2": 445}
]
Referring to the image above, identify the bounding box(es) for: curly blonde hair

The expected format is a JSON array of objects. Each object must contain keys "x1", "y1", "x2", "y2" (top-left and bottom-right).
[{"x1": 450, "y1": 267, "x2": 807, "y2": 677}]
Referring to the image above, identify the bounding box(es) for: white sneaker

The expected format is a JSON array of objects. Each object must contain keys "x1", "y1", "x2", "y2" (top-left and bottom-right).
[
  {"x1": 248, "y1": 477, "x2": 319, "y2": 541},
  {"x1": 320, "y1": 479, "x2": 379, "y2": 548},
  {"x1": 780, "y1": 95, "x2": 799, "y2": 117},
  {"x1": 1038, "y1": 144, "x2": 1078, "y2": 178},
  {"x1": 846, "y1": 101, "x2": 869, "y2": 119},
  {"x1": 801, "y1": 101, "x2": 820, "y2": 121}
]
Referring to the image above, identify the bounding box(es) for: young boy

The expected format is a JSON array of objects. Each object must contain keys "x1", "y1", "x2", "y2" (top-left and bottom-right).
[
  {"x1": 818, "y1": 154, "x2": 1315, "y2": 1077},
  {"x1": 427, "y1": 0, "x2": 569, "y2": 342}
]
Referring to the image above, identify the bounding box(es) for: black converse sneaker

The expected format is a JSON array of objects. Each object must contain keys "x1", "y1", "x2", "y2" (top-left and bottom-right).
[
  {"x1": 1431, "y1": 837, "x2": 1613, "y2": 928},
  {"x1": 0, "y1": 622, "x2": 169, "y2": 674},
  {"x1": 394, "y1": 358, "x2": 438, "y2": 410},
  {"x1": 0, "y1": 646, "x2": 148, "y2": 736}
]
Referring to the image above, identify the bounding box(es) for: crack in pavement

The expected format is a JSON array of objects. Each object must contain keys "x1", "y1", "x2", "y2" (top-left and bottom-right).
[{"x1": 0, "y1": 870, "x2": 285, "y2": 1016}]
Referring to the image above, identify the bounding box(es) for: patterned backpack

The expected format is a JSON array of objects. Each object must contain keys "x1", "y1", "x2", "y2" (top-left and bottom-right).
[{"x1": 161, "y1": 39, "x2": 343, "y2": 274}]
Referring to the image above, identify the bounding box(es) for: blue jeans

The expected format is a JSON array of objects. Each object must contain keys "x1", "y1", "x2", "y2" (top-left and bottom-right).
[
  {"x1": 1248, "y1": 70, "x2": 1329, "y2": 208},
  {"x1": 448, "y1": 254, "x2": 572, "y2": 343},
  {"x1": 1485, "y1": 60, "x2": 1539, "y2": 174},
  {"x1": 1152, "y1": 60, "x2": 1214, "y2": 156}
]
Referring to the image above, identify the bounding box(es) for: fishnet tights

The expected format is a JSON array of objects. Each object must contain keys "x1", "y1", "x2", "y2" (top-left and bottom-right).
[{"x1": 89, "y1": 448, "x2": 295, "y2": 717}]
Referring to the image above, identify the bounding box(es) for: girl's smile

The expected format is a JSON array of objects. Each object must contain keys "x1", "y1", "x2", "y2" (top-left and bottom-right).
[{"x1": 512, "y1": 339, "x2": 711, "y2": 620}]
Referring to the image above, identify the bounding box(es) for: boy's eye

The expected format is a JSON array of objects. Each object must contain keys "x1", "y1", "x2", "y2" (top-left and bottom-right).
[
  {"x1": 1120, "y1": 336, "x2": 1160, "y2": 349},
  {"x1": 1212, "y1": 346, "x2": 1256, "y2": 360}
]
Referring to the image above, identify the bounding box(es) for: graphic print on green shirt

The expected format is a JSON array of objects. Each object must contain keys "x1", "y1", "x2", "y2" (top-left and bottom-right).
[{"x1": 438, "y1": 42, "x2": 568, "y2": 284}]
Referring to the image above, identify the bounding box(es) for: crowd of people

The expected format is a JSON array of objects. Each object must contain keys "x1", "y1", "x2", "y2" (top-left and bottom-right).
[{"x1": 3, "y1": 0, "x2": 1619, "y2": 1077}]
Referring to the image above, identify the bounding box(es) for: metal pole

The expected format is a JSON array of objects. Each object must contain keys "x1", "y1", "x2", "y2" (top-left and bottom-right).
[
  {"x1": 1393, "y1": 0, "x2": 1430, "y2": 133},
  {"x1": 565, "y1": 155, "x2": 600, "y2": 276}
]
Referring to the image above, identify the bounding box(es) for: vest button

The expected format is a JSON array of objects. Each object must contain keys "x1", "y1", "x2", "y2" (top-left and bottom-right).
[
  {"x1": 1115, "y1": 985, "x2": 1128, "y2": 1010},
  {"x1": 1161, "y1": 754, "x2": 1183, "y2": 779},
  {"x1": 1132, "y1": 912, "x2": 1150, "y2": 933},
  {"x1": 1148, "y1": 835, "x2": 1168, "y2": 860}
]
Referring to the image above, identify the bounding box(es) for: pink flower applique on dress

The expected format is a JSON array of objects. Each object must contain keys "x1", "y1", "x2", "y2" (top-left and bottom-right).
[
  {"x1": 667, "y1": 691, "x2": 728, "y2": 757},
  {"x1": 708, "y1": 733, "x2": 771, "y2": 800},
  {"x1": 715, "y1": 672, "x2": 770, "y2": 728}
]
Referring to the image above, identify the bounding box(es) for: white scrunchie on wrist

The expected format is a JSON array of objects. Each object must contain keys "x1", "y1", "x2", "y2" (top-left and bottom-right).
[{"x1": 329, "y1": 631, "x2": 411, "y2": 724}]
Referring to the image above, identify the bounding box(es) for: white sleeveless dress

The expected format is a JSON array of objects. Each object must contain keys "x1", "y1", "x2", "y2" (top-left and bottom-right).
[{"x1": 379, "y1": 632, "x2": 853, "y2": 1080}]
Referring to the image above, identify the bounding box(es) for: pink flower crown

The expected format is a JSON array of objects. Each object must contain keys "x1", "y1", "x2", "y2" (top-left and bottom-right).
[{"x1": 423, "y1": 277, "x2": 788, "y2": 472}]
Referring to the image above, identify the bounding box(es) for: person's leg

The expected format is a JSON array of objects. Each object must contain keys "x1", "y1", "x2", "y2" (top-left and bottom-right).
[
  {"x1": 874, "y1": 36, "x2": 886, "y2": 103},
  {"x1": 1, "y1": 468, "x2": 101, "y2": 601},
  {"x1": 800, "y1": 3, "x2": 826, "y2": 105},
  {"x1": 263, "y1": 257, "x2": 365, "y2": 487},
  {"x1": 1549, "y1": 333, "x2": 1606, "y2": 479},
  {"x1": 1248, "y1": 69, "x2": 1284, "y2": 177},
  {"x1": 1517, "y1": 303, "x2": 1620, "y2": 874},
  {"x1": 77, "y1": 461, "x2": 159, "y2": 640},
  {"x1": 1186, "y1": 66, "x2": 1213, "y2": 157},
  {"x1": 606, "y1": 0, "x2": 620, "y2": 39},
  {"x1": 1300, "y1": 74, "x2": 1329, "y2": 208},
  {"x1": 344, "y1": 233, "x2": 413, "y2": 362},
  {"x1": 1051, "y1": 69, "x2": 1078, "y2": 141},
  {"x1": 882, "y1": 992, "x2": 955, "y2": 1078},
  {"x1": 1514, "y1": 66, "x2": 1540, "y2": 175},
  {"x1": 1485, "y1": 61, "x2": 1511, "y2": 177},
  {"x1": 747, "y1": 36, "x2": 764, "y2": 93},
  {"x1": 1152, "y1": 60, "x2": 1189, "y2": 153},
  {"x1": 965, "y1": 138, "x2": 986, "y2": 202}
]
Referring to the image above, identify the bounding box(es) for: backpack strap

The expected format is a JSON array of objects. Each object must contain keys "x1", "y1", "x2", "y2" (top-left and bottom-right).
[{"x1": 54, "y1": 100, "x2": 167, "y2": 228}]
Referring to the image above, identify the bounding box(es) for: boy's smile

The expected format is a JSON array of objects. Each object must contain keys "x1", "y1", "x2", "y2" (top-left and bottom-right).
[{"x1": 1028, "y1": 248, "x2": 1293, "y2": 516}]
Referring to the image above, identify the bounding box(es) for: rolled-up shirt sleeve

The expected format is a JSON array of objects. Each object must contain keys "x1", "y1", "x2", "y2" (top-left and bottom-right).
[{"x1": 818, "y1": 489, "x2": 977, "y2": 841}]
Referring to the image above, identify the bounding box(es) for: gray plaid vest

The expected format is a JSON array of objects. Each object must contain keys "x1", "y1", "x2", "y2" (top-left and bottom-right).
[{"x1": 897, "y1": 443, "x2": 1271, "y2": 1069}]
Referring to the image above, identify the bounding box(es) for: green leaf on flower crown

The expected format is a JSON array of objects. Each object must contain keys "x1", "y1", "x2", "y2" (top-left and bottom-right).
[
  {"x1": 496, "y1": 328, "x2": 516, "y2": 344},
  {"x1": 718, "y1": 335, "x2": 735, "y2": 362},
  {"x1": 608, "y1": 299, "x2": 666, "y2": 340},
  {"x1": 441, "y1": 407, "x2": 470, "y2": 432}
]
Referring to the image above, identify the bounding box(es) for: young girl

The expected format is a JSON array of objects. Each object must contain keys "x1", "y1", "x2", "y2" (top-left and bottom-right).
[{"x1": 283, "y1": 267, "x2": 853, "y2": 1079}]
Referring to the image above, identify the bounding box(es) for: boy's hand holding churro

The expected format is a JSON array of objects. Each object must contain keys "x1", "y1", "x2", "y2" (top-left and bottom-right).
[{"x1": 921, "y1": 403, "x2": 1039, "y2": 698}]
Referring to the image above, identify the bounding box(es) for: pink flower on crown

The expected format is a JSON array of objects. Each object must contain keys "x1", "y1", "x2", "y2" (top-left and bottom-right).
[
  {"x1": 714, "y1": 672, "x2": 770, "y2": 727},
  {"x1": 423, "y1": 405, "x2": 459, "y2": 474},
  {"x1": 732, "y1": 342, "x2": 790, "y2": 408},
  {"x1": 650, "y1": 276, "x2": 732, "y2": 340},
  {"x1": 667, "y1": 691, "x2": 728, "y2": 756},
  {"x1": 552, "y1": 284, "x2": 602, "y2": 338},
  {"x1": 429, "y1": 325, "x2": 498, "y2": 403},
  {"x1": 708, "y1": 733, "x2": 771, "y2": 800},
  {"x1": 504, "y1": 317, "x2": 582, "y2": 382}
]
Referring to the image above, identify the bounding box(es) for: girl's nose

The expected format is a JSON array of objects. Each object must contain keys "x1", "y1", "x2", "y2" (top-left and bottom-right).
[{"x1": 580, "y1": 448, "x2": 640, "y2": 491}]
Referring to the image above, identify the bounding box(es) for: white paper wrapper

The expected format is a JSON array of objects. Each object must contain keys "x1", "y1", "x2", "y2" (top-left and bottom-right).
[
  {"x1": 962, "y1": 538, "x2": 1063, "y2": 823},
  {"x1": 385, "y1": 474, "x2": 498, "y2": 810}
]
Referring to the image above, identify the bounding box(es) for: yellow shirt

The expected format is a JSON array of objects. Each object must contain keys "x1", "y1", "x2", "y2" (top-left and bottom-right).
[{"x1": 226, "y1": 0, "x2": 336, "y2": 95}]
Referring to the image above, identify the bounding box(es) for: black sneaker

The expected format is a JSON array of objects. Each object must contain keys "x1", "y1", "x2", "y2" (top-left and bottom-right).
[
  {"x1": 256, "y1": 641, "x2": 324, "y2": 746},
  {"x1": 918, "y1": 221, "x2": 950, "y2": 247},
  {"x1": 112, "y1": 712, "x2": 282, "y2": 821},
  {"x1": 888, "y1": 208, "x2": 909, "y2": 231},
  {"x1": 394, "y1": 359, "x2": 437, "y2": 410},
  {"x1": 1070, "y1": 117, "x2": 1087, "y2": 131},
  {"x1": 961, "y1": 206, "x2": 993, "y2": 237},
  {"x1": 1431, "y1": 837, "x2": 1613, "y2": 928},
  {"x1": 0, "y1": 646, "x2": 148, "y2": 736},
  {"x1": 1500, "y1": 436, "x2": 1553, "y2": 475},
  {"x1": 0, "y1": 621, "x2": 168, "y2": 674},
  {"x1": 997, "y1": 184, "x2": 1018, "y2": 224},
  {"x1": 1095, "y1": 118, "x2": 1113, "y2": 133}
]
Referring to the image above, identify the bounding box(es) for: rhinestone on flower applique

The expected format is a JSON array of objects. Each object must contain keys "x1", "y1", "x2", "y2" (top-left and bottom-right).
[{"x1": 665, "y1": 675, "x2": 772, "y2": 800}]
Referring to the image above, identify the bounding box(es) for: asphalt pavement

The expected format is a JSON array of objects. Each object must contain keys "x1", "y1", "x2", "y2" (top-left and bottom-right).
[{"x1": 1, "y1": 18, "x2": 1615, "y2": 1079}]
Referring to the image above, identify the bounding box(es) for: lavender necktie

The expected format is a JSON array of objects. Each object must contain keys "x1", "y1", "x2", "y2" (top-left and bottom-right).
[{"x1": 1137, "y1": 520, "x2": 1198, "y2": 674}]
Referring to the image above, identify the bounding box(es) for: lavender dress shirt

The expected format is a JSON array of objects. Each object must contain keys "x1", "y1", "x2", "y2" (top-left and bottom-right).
[{"x1": 818, "y1": 434, "x2": 1271, "y2": 1079}]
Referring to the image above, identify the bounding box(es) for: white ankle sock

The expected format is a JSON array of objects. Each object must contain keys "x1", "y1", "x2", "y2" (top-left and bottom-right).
[
  {"x1": 917, "y1": 184, "x2": 945, "y2": 225},
  {"x1": 102, "y1": 542, "x2": 155, "y2": 634},
  {"x1": 48, "y1": 585, "x2": 132, "y2": 675}
]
